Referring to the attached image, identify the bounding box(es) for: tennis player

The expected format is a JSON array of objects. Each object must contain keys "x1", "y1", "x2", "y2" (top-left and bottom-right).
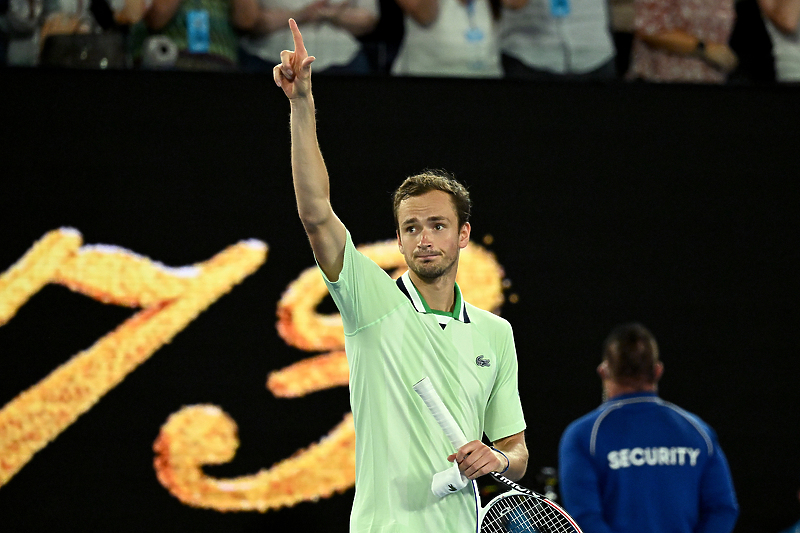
[
  {"x1": 558, "y1": 323, "x2": 739, "y2": 533},
  {"x1": 274, "y1": 19, "x2": 528, "y2": 533}
]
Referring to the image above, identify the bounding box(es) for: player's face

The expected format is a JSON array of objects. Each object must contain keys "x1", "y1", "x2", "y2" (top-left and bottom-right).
[{"x1": 396, "y1": 190, "x2": 470, "y2": 280}]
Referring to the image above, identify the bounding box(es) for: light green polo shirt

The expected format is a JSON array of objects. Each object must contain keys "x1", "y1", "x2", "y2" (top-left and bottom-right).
[{"x1": 322, "y1": 230, "x2": 526, "y2": 533}]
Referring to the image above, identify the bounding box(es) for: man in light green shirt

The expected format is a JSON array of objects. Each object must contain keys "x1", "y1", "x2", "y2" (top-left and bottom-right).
[{"x1": 274, "y1": 19, "x2": 528, "y2": 532}]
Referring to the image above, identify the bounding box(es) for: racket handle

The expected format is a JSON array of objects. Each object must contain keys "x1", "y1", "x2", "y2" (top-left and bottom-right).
[{"x1": 413, "y1": 377, "x2": 468, "y2": 450}]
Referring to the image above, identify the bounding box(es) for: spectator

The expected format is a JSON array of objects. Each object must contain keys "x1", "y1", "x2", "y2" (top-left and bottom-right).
[
  {"x1": 558, "y1": 322, "x2": 739, "y2": 533},
  {"x1": 129, "y1": 0, "x2": 258, "y2": 70},
  {"x1": 390, "y1": 0, "x2": 504, "y2": 78},
  {"x1": 3, "y1": 0, "x2": 109, "y2": 67},
  {"x1": 38, "y1": 0, "x2": 120, "y2": 68},
  {"x1": 111, "y1": 0, "x2": 152, "y2": 25},
  {"x1": 627, "y1": 0, "x2": 739, "y2": 83},
  {"x1": 757, "y1": 0, "x2": 800, "y2": 82},
  {"x1": 2, "y1": 0, "x2": 44, "y2": 65},
  {"x1": 499, "y1": 0, "x2": 616, "y2": 81},
  {"x1": 238, "y1": 0, "x2": 378, "y2": 74}
]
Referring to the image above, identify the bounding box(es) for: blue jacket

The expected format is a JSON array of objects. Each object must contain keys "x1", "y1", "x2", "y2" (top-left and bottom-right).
[
  {"x1": 779, "y1": 519, "x2": 800, "y2": 533},
  {"x1": 558, "y1": 392, "x2": 739, "y2": 533}
]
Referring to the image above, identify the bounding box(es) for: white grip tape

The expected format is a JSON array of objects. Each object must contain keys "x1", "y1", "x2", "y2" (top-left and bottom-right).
[{"x1": 413, "y1": 377, "x2": 471, "y2": 497}]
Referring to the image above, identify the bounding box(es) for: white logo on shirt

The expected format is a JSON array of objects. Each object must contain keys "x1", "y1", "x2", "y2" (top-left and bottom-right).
[{"x1": 607, "y1": 447, "x2": 701, "y2": 469}]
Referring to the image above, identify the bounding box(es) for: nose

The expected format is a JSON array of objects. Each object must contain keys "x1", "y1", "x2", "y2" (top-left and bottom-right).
[{"x1": 418, "y1": 229, "x2": 433, "y2": 247}]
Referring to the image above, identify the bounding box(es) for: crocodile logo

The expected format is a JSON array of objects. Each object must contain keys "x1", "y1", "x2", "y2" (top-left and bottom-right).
[{"x1": 475, "y1": 355, "x2": 491, "y2": 367}]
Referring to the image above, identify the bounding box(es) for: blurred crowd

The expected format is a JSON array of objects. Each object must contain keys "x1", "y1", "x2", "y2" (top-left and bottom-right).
[{"x1": 1, "y1": 0, "x2": 798, "y2": 83}]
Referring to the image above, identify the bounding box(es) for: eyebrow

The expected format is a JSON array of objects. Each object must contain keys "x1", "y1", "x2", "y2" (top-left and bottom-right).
[{"x1": 400, "y1": 215, "x2": 449, "y2": 227}]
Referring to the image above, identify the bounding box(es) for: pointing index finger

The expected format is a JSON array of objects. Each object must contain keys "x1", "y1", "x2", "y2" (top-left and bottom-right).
[{"x1": 288, "y1": 18, "x2": 306, "y2": 56}]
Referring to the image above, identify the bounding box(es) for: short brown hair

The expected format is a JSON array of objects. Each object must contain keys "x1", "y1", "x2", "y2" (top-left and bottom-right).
[
  {"x1": 602, "y1": 323, "x2": 660, "y2": 386},
  {"x1": 392, "y1": 170, "x2": 471, "y2": 231}
]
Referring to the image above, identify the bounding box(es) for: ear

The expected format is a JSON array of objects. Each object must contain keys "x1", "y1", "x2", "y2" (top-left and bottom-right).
[
  {"x1": 458, "y1": 222, "x2": 471, "y2": 249},
  {"x1": 396, "y1": 230, "x2": 403, "y2": 254},
  {"x1": 654, "y1": 362, "x2": 664, "y2": 383},
  {"x1": 597, "y1": 361, "x2": 609, "y2": 380}
]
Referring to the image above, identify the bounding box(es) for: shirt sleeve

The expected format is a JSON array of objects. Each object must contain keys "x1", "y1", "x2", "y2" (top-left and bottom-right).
[
  {"x1": 483, "y1": 322, "x2": 526, "y2": 442},
  {"x1": 558, "y1": 423, "x2": 616, "y2": 533},
  {"x1": 695, "y1": 435, "x2": 739, "y2": 533},
  {"x1": 319, "y1": 229, "x2": 402, "y2": 334}
]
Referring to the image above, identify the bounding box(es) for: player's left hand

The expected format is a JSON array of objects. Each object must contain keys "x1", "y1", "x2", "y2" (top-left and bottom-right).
[
  {"x1": 274, "y1": 18, "x2": 315, "y2": 99},
  {"x1": 448, "y1": 440, "x2": 505, "y2": 480}
]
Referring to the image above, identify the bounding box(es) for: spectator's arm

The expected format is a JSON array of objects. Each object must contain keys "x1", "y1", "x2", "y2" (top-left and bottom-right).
[
  {"x1": 757, "y1": 0, "x2": 800, "y2": 34},
  {"x1": 501, "y1": 0, "x2": 528, "y2": 10},
  {"x1": 143, "y1": 0, "x2": 182, "y2": 29},
  {"x1": 230, "y1": 0, "x2": 260, "y2": 31},
  {"x1": 113, "y1": 0, "x2": 151, "y2": 25},
  {"x1": 394, "y1": 0, "x2": 437, "y2": 26},
  {"x1": 320, "y1": 3, "x2": 378, "y2": 37},
  {"x1": 637, "y1": 29, "x2": 702, "y2": 54},
  {"x1": 637, "y1": 29, "x2": 738, "y2": 73}
]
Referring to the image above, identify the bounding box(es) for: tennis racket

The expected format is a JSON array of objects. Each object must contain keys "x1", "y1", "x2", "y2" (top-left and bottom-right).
[{"x1": 413, "y1": 376, "x2": 583, "y2": 533}]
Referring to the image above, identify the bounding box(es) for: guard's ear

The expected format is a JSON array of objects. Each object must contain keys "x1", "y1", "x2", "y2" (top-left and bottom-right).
[
  {"x1": 654, "y1": 362, "x2": 664, "y2": 383},
  {"x1": 597, "y1": 361, "x2": 609, "y2": 380}
]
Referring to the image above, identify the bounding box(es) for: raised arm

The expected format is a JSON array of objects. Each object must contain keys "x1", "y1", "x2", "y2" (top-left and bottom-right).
[{"x1": 274, "y1": 19, "x2": 347, "y2": 281}]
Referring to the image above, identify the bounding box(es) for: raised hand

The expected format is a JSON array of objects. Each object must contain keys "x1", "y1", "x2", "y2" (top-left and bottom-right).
[{"x1": 273, "y1": 18, "x2": 316, "y2": 99}]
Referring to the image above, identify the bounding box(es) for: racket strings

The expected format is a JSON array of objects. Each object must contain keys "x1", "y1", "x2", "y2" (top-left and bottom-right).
[{"x1": 480, "y1": 494, "x2": 577, "y2": 533}]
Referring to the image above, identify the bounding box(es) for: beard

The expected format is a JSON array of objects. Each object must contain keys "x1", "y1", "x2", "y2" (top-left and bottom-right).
[{"x1": 409, "y1": 252, "x2": 457, "y2": 280}]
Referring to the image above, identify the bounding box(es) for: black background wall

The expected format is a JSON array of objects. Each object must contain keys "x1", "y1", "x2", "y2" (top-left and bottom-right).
[{"x1": 1, "y1": 68, "x2": 798, "y2": 532}]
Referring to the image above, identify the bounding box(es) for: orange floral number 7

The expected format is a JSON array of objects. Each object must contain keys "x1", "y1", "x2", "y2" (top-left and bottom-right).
[{"x1": 0, "y1": 228, "x2": 267, "y2": 487}]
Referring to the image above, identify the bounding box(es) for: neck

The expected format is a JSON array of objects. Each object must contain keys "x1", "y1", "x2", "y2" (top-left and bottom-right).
[
  {"x1": 604, "y1": 381, "x2": 657, "y2": 401},
  {"x1": 408, "y1": 270, "x2": 457, "y2": 313}
]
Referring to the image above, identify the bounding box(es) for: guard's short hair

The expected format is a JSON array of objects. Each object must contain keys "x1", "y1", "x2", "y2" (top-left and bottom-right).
[
  {"x1": 602, "y1": 323, "x2": 660, "y2": 386},
  {"x1": 392, "y1": 170, "x2": 471, "y2": 231}
]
